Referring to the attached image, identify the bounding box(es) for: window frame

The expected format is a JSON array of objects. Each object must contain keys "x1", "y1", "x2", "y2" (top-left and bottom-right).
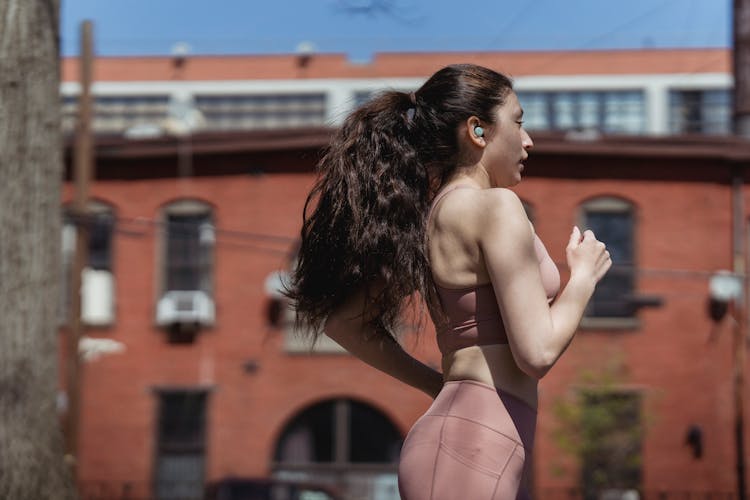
[
  {"x1": 516, "y1": 90, "x2": 646, "y2": 135},
  {"x1": 152, "y1": 387, "x2": 211, "y2": 500},
  {"x1": 158, "y1": 199, "x2": 215, "y2": 297},
  {"x1": 194, "y1": 92, "x2": 328, "y2": 130},
  {"x1": 668, "y1": 88, "x2": 732, "y2": 135},
  {"x1": 60, "y1": 200, "x2": 117, "y2": 327},
  {"x1": 578, "y1": 196, "x2": 640, "y2": 330},
  {"x1": 272, "y1": 398, "x2": 402, "y2": 497}
]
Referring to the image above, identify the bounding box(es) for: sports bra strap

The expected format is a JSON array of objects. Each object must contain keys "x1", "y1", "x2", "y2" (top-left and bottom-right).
[{"x1": 427, "y1": 184, "x2": 477, "y2": 224}]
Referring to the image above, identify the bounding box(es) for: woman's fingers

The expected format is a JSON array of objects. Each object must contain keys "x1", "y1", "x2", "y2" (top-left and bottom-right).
[
  {"x1": 565, "y1": 227, "x2": 614, "y2": 283},
  {"x1": 567, "y1": 226, "x2": 581, "y2": 250},
  {"x1": 596, "y1": 253, "x2": 613, "y2": 281}
]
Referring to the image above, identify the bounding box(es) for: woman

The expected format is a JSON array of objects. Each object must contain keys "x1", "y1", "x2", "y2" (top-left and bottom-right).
[{"x1": 287, "y1": 64, "x2": 611, "y2": 499}]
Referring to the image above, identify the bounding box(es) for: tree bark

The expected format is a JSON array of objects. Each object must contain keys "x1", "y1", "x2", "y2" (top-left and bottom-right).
[
  {"x1": 0, "y1": 0, "x2": 77, "y2": 498},
  {"x1": 734, "y1": 0, "x2": 750, "y2": 137}
]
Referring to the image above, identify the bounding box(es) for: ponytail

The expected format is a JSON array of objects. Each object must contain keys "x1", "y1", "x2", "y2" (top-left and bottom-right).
[{"x1": 287, "y1": 90, "x2": 432, "y2": 340}]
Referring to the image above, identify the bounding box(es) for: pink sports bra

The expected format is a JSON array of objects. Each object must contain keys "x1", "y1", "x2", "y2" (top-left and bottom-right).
[{"x1": 428, "y1": 186, "x2": 561, "y2": 356}]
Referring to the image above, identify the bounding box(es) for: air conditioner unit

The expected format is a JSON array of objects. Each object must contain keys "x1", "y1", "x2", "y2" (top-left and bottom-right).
[
  {"x1": 81, "y1": 268, "x2": 115, "y2": 326},
  {"x1": 156, "y1": 290, "x2": 215, "y2": 328}
]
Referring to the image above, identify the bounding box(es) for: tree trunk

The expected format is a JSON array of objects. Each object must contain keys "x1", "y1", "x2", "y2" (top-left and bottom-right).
[
  {"x1": 0, "y1": 0, "x2": 77, "y2": 498},
  {"x1": 735, "y1": 0, "x2": 750, "y2": 137}
]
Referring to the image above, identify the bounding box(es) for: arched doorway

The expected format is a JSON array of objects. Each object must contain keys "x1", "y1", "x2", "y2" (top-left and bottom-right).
[{"x1": 273, "y1": 398, "x2": 402, "y2": 499}]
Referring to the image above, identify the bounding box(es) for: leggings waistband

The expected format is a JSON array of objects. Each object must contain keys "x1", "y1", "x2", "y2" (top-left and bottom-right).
[
  {"x1": 429, "y1": 379, "x2": 538, "y2": 452},
  {"x1": 442, "y1": 379, "x2": 537, "y2": 413}
]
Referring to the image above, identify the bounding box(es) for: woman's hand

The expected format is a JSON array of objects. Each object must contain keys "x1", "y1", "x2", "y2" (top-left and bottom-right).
[{"x1": 565, "y1": 226, "x2": 612, "y2": 285}]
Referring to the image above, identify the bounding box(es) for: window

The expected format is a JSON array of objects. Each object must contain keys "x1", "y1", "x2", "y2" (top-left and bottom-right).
[
  {"x1": 61, "y1": 94, "x2": 170, "y2": 134},
  {"x1": 194, "y1": 93, "x2": 327, "y2": 130},
  {"x1": 162, "y1": 201, "x2": 214, "y2": 294},
  {"x1": 518, "y1": 92, "x2": 550, "y2": 130},
  {"x1": 62, "y1": 202, "x2": 115, "y2": 270},
  {"x1": 351, "y1": 89, "x2": 417, "y2": 110},
  {"x1": 61, "y1": 201, "x2": 116, "y2": 326},
  {"x1": 517, "y1": 91, "x2": 646, "y2": 134},
  {"x1": 154, "y1": 390, "x2": 208, "y2": 500},
  {"x1": 603, "y1": 91, "x2": 645, "y2": 133},
  {"x1": 61, "y1": 95, "x2": 79, "y2": 134},
  {"x1": 580, "y1": 391, "x2": 642, "y2": 500},
  {"x1": 581, "y1": 197, "x2": 636, "y2": 321},
  {"x1": 352, "y1": 91, "x2": 374, "y2": 108},
  {"x1": 669, "y1": 89, "x2": 732, "y2": 135},
  {"x1": 274, "y1": 398, "x2": 402, "y2": 499},
  {"x1": 156, "y1": 201, "x2": 215, "y2": 338}
]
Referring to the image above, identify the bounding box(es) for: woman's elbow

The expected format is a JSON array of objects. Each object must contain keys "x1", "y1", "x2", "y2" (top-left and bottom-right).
[
  {"x1": 323, "y1": 313, "x2": 347, "y2": 343},
  {"x1": 515, "y1": 351, "x2": 557, "y2": 380},
  {"x1": 323, "y1": 310, "x2": 366, "y2": 347},
  {"x1": 517, "y1": 363, "x2": 550, "y2": 380}
]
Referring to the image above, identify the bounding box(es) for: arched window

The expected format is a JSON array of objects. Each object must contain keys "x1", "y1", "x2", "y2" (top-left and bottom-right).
[
  {"x1": 273, "y1": 398, "x2": 402, "y2": 499},
  {"x1": 160, "y1": 200, "x2": 214, "y2": 295},
  {"x1": 156, "y1": 200, "x2": 216, "y2": 341},
  {"x1": 580, "y1": 197, "x2": 636, "y2": 321},
  {"x1": 61, "y1": 200, "x2": 116, "y2": 326}
]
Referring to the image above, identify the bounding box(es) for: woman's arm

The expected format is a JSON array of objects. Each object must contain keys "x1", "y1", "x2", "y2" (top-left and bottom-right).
[
  {"x1": 324, "y1": 289, "x2": 444, "y2": 398},
  {"x1": 479, "y1": 189, "x2": 611, "y2": 379}
]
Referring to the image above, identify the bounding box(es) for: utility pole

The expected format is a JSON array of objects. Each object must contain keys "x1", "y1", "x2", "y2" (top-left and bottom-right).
[
  {"x1": 65, "y1": 20, "x2": 94, "y2": 482},
  {"x1": 734, "y1": 0, "x2": 750, "y2": 498}
]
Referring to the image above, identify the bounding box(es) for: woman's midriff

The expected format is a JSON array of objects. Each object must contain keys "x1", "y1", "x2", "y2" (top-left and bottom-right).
[{"x1": 441, "y1": 344, "x2": 539, "y2": 409}]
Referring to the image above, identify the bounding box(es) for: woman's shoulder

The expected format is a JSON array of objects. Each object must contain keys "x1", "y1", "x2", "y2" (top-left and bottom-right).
[
  {"x1": 478, "y1": 188, "x2": 528, "y2": 220},
  {"x1": 436, "y1": 186, "x2": 522, "y2": 216},
  {"x1": 434, "y1": 188, "x2": 526, "y2": 224},
  {"x1": 481, "y1": 187, "x2": 522, "y2": 203},
  {"x1": 432, "y1": 187, "x2": 529, "y2": 240},
  {"x1": 477, "y1": 189, "x2": 535, "y2": 245}
]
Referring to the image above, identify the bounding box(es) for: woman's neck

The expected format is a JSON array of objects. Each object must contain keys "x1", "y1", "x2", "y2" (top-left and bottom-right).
[{"x1": 443, "y1": 162, "x2": 492, "y2": 190}]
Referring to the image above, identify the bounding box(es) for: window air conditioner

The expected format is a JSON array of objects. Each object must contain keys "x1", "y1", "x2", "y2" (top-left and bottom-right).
[
  {"x1": 82, "y1": 268, "x2": 115, "y2": 326},
  {"x1": 156, "y1": 290, "x2": 215, "y2": 328}
]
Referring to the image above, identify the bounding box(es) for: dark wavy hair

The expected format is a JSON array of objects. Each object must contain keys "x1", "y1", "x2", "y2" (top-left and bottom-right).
[{"x1": 286, "y1": 64, "x2": 514, "y2": 340}]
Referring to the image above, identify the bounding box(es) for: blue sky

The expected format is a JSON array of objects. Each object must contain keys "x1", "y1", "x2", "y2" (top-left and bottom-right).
[{"x1": 61, "y1": 0, "x2": 731, "y2": 61}]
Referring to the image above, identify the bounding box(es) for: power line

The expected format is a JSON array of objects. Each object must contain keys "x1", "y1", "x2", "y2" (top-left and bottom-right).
[
  {"x1": 67, "y1": 212, "x2": 298, "y2": 244},
  {"x1": 552, "y1": 261, "x2": 731, "y2": 280},
  {"x1": 575, "y1": 0, "x2": 676, "y2": 51},
  {"x1": 65, "y1": 212, "x2": 297, "y2": 257},
  {"x1": 486, "y1": 0, "x2": 546, "y2": 49},
  {"x1": 517, "y1": 0, "x2": 690, "y2": 76},
  {"x1": 65, "y1": 215, "x2": 735, "y2": 279}
]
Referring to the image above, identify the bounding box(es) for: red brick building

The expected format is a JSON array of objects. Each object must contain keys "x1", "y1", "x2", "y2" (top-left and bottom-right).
[{"x1": 60, "y1": 49, "x2": 750, "y2": 499}]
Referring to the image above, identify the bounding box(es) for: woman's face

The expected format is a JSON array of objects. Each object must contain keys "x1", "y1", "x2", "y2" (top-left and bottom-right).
[{"x1": 481, "y1": 92, "x2": 534, "y2": 188}]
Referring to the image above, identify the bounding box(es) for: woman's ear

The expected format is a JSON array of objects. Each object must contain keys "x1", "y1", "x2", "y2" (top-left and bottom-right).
[{"x1": 463, "y1": 115, "x2": 485, "y2": 147}]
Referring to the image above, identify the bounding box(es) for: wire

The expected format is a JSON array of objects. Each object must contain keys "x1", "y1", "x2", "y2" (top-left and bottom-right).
[
  {"x1": 575, "y1": 0, "x2": 676, "y2": 51},
  {"x1": 64, "y1": 213, "x2": 740, "y2": 281},
  {"x1": 552, "y1": 261, "x2": 733, "y2": 280},
  {"x1": 516, "y1": 0, "x2": 682, "y2": 76},
  {"x1": 66, "y1": 212, "x2": 297, "y2": 244},
  {"x1": 506, "y1": 0, "x2": 731, "y2": 79},
  {"x1": 485, "y1": 0, "x2": 542, "y2": 49},
  {"x1": 65, "y1": 212, "x2": 297, "y2": 258}
]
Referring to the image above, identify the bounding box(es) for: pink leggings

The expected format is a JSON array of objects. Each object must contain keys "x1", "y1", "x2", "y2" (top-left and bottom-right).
[{"x1": 398, "y1": 380, "x2": 536, "y2": 500}]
